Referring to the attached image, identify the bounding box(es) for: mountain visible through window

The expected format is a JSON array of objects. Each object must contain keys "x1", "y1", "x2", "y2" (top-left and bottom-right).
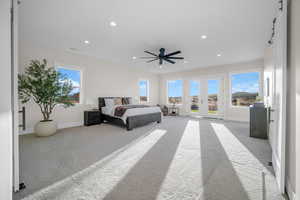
[{"x1": 231, "y1": 72, "x2": 260, "y2": 107}]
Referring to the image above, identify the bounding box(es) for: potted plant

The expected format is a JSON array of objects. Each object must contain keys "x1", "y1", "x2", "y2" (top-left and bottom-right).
[{"x1": 18, "y1": 59, "x2": 74, "y2": 136}]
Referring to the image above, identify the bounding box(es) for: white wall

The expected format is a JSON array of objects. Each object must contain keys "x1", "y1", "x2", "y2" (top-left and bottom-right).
[
  {"x1": 19, "y1": 45, "x2": 160, "y2": 133},
  {"x1": 159, "y1": 59, "x2": 264, "y2": 122},
  {"x1": 0, "y1": 0, "x2": 13, "y2": 199}
]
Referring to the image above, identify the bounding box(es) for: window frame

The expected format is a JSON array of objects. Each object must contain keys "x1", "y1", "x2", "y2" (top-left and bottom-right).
[
  {"x1": 138, "y1": 79, "x2": 150, "y2": 104},
  {"x1": 166, "y1": 79, "x2": 183, "y2": 105},
  {"x1": 229, "y1": 70, "x2": 263, "y2": 108},
  {"x1": 55, "y1": 64, "x2": 83, "y2": 105}
]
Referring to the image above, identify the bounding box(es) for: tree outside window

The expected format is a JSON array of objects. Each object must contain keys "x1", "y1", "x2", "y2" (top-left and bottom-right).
[{"x1": 57, "y1": 67, "x2": 81, "y2": 104}]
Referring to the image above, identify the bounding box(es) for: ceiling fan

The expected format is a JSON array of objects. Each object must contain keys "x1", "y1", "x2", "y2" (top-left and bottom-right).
[{"x1": 141, "y1": 48, "x2": 184, "y2": 65}]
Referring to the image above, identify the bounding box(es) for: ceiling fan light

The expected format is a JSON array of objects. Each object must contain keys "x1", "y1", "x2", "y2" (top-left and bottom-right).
[{"x1": 110, "y1": 21, "x2": 117, "y2": 27}]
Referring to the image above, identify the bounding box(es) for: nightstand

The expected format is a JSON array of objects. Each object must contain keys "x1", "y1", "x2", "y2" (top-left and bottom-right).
[{"x1": 84, "y1": 110, "x2": 102, "y2": 126}]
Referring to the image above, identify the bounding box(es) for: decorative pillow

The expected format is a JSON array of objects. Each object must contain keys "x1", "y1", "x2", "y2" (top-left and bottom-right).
[
  {"x1": 114, "y1": 97, "x2": 123, "y2": 105},
  {"x1": 104, "y1": 98, "x2": 115, "y2": 107},
  {"x1": 122, "y1": 97, "x2": 130, "y2": 105}
]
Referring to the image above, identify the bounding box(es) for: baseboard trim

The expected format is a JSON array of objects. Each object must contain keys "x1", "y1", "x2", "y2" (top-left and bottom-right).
[
  {"x1": 19, "y1": 127, "x2": 34, "y2": 135},
  {"x1": 19, "y1": 121, "x2": 83, "y2": 135},
  {"x1": 224, "y1": 117, "x2": 249, "y2": 123},
  {"x1": 286, "y1": 178, "x2": 296, "y2": 200}
]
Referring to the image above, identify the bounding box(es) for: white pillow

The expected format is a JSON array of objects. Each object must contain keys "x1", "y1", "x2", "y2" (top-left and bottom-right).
[
  {"x1": 105, "y1": 98, "x2": 114, "y2": 107},
  {"x1": 102, "y1": 98, "x2": 115, "y2": 115}
]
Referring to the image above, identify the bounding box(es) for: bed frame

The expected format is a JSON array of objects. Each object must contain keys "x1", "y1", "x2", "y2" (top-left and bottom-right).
[{"x1": 99, "y1": 97, "x2": 161, "y2": 131}]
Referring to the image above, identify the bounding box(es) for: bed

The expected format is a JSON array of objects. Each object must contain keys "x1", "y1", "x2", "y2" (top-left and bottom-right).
[{"x1": 98, "y1": 97, "x2": 162, "y2": 130}]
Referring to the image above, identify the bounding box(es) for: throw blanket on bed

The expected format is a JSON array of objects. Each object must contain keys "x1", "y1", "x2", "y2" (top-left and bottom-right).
[{"x1": 114, "y1": 105, "x2": 150, "y2": 117}]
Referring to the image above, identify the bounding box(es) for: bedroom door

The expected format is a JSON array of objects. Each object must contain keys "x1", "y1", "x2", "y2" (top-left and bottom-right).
[{"x1": 268, "y1": 0, "x2": 287, "y2": 193}]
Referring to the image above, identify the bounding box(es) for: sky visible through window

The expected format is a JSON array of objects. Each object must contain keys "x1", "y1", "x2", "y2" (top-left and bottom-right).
[
  {"x1": 168, "y1": 80, "x2": 183, "y2": 97},
  {"x1": 231, "y1": 72, "x2": 259, "y2": 94},
  {"x1": 58, "y1": 68, "x2": 80, "y2": 95},
  {"x1": 170, "y1": 73, "x2": 258, "y2": 97},
  {"x1": 208, "y1": 80, "x2": 219, "y2": 95},
  {"x1": 189, "y1": 80, "x2": 219, "y2": 95},
  {"x1": 139, "y1": 80, "x2": 148, "y2": 97},
  {"x1": 190, "y1": 81, "x2": 200, "y2": 96}
]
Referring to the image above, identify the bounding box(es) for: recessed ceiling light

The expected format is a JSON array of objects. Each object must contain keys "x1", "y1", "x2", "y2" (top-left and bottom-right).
[
  {"x1": 184, "y1": 60, "x2": 189, "y2": 64},
  {"x1": 110, "y1": 21, "x2": 117, "y2": 27},
  {"x1": 217, "y1": 54, "x2": 222, "y2": 57},
  {"x1": 159, "y1": 65, "x2": 163, "y2": 69},
  {"x1": 132, "y1": 56, "x2": 137, "y2": 60},
  {"x1": 201, "y1": 35, "x2": 207, "y2": 39},
  {"x1": 84, "y1": 40, "x2": 90, "y2": 44}
]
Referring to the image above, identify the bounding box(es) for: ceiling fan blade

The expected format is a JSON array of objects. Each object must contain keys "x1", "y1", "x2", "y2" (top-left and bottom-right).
[
  {"x1": 165, "y1": 51, "x2": 181, "y2": 57},
  {"x1": 140, "y1": 57, "x2": 157, "y2": 59},
  {"x1": 163, "y1": 58, "x2": 176, "y2": 64},
  {"x1": 147, "y1": 58, "x2": 159, "y2": 63},
  {"x1": 144, "y1": 51, "x2": 158, "y2": 57},
  {"x1": 166, "y1": 57, "x2": 184, "y2": 59}
]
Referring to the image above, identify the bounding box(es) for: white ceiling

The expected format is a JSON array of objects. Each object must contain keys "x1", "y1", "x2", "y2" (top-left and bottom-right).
[{"x1": 19, "y1": 0, "x2": 277, "y2": 73}]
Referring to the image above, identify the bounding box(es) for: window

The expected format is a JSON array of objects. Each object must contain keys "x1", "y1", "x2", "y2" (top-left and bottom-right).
[
  {"x1": 139, "y1": 80, "x2": 149, "y2": 103},
  {"x1": 189, "y1": 80, "x2": 200, "y2": 112},
  {"x1": 57, "y1": 67, "x2": 81, "y2": 104},
  {"x1": 167, "y1": 80, "x2": 183, "y2": 104},
  {"x1": 231, "y1": 72, "x2": 260, "y2": 107}
]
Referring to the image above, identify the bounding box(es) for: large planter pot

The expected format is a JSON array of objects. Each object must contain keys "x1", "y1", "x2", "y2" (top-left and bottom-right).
[{"x1": 34, "y1": 120, "x2": 57, "y2": 137}]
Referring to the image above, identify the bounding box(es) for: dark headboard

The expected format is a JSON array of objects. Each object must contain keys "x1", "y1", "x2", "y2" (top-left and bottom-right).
[
  {"x1": 98, "y1": 97, "x2": 112, "y2": 109},
  {"x1": 98, "y1": 97, "x2": 132, "y2": 109}
]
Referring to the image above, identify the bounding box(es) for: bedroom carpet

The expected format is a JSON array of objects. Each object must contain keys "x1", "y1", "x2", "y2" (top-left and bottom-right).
[{"x1": 16, "y1": 117, "x2": 284, "y2": 200}]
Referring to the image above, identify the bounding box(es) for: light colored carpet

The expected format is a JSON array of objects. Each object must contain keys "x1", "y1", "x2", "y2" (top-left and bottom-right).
[{"x1": 16, "y1": 117, "x2": 284, "y2": 200}]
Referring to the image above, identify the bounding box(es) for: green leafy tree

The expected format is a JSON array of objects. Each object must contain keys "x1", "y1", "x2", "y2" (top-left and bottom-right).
[{"x1": 18, "y1": 59, "x2": 75, "y2": 121}]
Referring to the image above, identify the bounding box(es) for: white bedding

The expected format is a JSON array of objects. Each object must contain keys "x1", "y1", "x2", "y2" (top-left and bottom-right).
[{"x1": 102, "y1": 104, "x2": 161, "y2": 123}]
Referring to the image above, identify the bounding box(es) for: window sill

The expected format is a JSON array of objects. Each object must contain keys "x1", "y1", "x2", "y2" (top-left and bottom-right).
[
  {"x1": 230, "y1": 105, "x2": 250, "y2": 109},
  {"x1": 57, "y1": 103, "x2": 84, "y2": 107},
  {"x1": 140, "y1": 101, "x2": 150, "y2": 104},
  {"x1": 167, "y1": 104, "x2": 183, "y2": 107}
]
